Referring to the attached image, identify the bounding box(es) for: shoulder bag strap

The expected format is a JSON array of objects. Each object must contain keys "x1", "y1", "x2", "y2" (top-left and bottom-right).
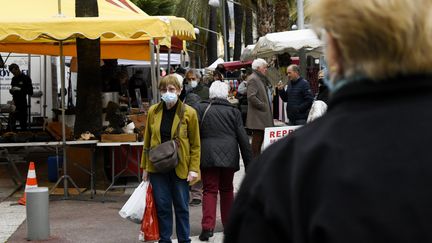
[
  {"x1": 200, "y1": 102, "x2": 213, "y2": 127},
  {"x1": 173, "y1": 103, "x2": 185, "y2": 140}
]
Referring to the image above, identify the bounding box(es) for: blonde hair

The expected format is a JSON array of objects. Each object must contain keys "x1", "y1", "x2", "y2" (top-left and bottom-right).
[
  {"x1": 159, "y1": 74, "x2": 182, "y2": 90},
  {"x1": 309, "y1": 0, "x2": 432, "y2": 79}
]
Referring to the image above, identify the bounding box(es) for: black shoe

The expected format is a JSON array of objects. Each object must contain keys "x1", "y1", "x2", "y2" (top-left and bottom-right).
[
  {"x1": 199, "y1": 229, "x2": 214, "y2": 241},
  {"x1": 189, "y1": 199, "x2": 201, "y2": 206}
]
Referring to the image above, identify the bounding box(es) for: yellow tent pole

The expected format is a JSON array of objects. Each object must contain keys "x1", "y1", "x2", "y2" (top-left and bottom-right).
[
  {"x1": 58, "y1": 0, "x2": 61, "y2": 15},
  {"x1": 50, "y1": 40, "x2": 82, "y2": 199},
  {"x1": 167, "y1": 48, "x2": 171, "y2": 72},
  {"x1": 156, "y1": 44, "x2": 160, "y2": 85},
  {"x1": 150, "y1": 39, "x2": 158, "y2": 104},
  {"x1": 27, "y1": 54, "x2": 31, "y2": 128},
  {"x1": 59, "y1": 40, "x2": 68, "y2": 197}
]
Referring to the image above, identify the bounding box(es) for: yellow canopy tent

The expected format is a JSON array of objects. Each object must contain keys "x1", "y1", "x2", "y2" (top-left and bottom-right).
[
  {"x1": 0, "y1": 0, "x2": 193, "y2": 197},
  {"x1": 0, "y1": 0, "x2": 195, "y2": 60}
]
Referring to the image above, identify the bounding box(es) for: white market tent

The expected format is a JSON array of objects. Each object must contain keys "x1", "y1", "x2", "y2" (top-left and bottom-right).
[
  {"x1": 205, "y1": 58, "x2": 224, "y2": 71},
  {"x1": 240, "y1": 44, "x2": 255, "y2": 62},
  {"x1": 245, "y1": 29, "x2": 323, "y2": 60}
]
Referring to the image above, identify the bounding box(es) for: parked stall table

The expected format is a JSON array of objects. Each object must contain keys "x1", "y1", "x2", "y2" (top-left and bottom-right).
[
  {"x1": 0, "y1": 140, "x2": 98, "y2": 197},
  {"x1": 96, "y1": 141, "x2": 143, "y2": 201}
]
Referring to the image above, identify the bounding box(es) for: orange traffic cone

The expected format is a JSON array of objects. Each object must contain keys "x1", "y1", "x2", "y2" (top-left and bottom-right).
[{"x1": 18, "y1": 162, "x2": 38, "y2": 205}]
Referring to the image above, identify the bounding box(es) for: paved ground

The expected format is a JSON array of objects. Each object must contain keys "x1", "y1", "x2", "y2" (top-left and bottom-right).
[
  {"x1": 0, "y1": 147, "x2": 246, "y2": 243},
  {"x1": 0, "y1": 201, "x2": 26, "y2": 243}
]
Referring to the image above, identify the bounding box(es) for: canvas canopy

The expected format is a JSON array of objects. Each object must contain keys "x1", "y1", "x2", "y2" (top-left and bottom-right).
[
  {"x1": 206, "y1": 58, "x2": 224, "y2": 71},
  {"x1": 249, "y1": 29, "x2": 322, "y2": 59},
  {"x1": 222, "y1": 60, "x2": 252, "y2": 71},
  {"x1": 240, "y1": 44, "x2": 255, "y2": 61},
  {"x1": 0, "y1": 0, "x2": 195, "y2": 60}
]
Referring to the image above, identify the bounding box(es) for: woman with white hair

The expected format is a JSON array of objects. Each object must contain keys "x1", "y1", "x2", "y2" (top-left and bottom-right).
[
  {"x1": 194, "y1": 80, "x2": 252, "y2": 241},
  {"x1": 225, "y1": 0, "x2": 432, "y2": 242}
]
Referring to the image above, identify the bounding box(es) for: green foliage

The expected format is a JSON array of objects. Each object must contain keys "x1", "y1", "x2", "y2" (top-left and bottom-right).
[{"x1": 132, "y1": 0, "x2": 176, "y2": 15}]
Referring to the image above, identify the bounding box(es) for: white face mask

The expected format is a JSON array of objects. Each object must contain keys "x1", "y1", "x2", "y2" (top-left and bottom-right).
[
  {"x1": 161, "y1": 91, "x2": 178, "y2": 104},
  {"x1": 190, "y1": 81, "x2": 198, "y2": 88}
]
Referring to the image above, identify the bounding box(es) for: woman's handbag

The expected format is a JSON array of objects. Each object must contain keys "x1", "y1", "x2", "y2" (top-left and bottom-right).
[
  {"x1": 148, "y1": 104, "x2": 185, "y2": 173},
  {"x1": 149, "y1": 140, "x2": 179, "y2": 173}
]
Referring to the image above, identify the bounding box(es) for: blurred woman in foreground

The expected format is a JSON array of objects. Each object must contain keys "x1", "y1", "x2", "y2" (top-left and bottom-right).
[{"x1": 224, "y1": 0, "x2": 432, "y2": 242}]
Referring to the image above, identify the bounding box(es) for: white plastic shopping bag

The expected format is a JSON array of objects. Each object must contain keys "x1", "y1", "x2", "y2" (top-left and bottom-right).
[
  {"x1": 307, "y1": 100, "x2": 328, "y2": 123},
  {"x1": 119, "y1": 181, "x2": 149, "y2": 224}
]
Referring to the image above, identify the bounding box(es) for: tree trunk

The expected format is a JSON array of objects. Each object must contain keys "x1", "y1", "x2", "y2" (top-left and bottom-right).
[
  {"x1": 207, "y1": 6, "x2": 218, "y2": 66},
  {"x1": 275, "y1": 0, "x2": 290, "y2": 32},
  {"x1": 244, "y1": 8, "x2": 253, "y2": 46},
  {"x1": 275, "y1": 0, "x2": 291, "y2": 68},
  {"x1": 233, "y1": 3, "x2": 244, "y2": 60},
  {"x1": 256, "y1": 0, "x2": 274, "y2": 37},
  {"x1": 224, "y1": 1, "x2": 230, "y2": 61},
  {"x1": 74, "y1": 0, "x2": 102, "y2": 137}
]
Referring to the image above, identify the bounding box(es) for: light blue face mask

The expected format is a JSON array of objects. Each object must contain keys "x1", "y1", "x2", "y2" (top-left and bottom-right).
[
  {"x1": 161, "y1": 91, "x2": 178, "y2": 104},
  {"x1": 322, "y1": 67, "x2": 350, "y2": 93},
  {"x1": 322, "y1": 67, "x2": 334, "y2": 91}
]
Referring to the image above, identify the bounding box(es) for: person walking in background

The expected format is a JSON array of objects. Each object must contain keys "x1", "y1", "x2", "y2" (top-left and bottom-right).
[
  {"x1": 115, "y1": 70, "x2": 130, "y2": 106},
  {"x1": 210, "y1": 70, "x2": 224, "y2": 88},
  {"x1": 128, "y1": 70, "x2": 149, "y2": 106},
  {"x1": 195, "y1": 81, "x2": 252, "y2": 241},
  {"x1": 183, "y1": 69, "x2": 209, "y2": 206},
  {"x1": 141, "y1": 74, "x2": 200, "y2": 243},
  {"x1": 316, "y1": 69, "x2": 329, "y2": 103},
  {"x1": 236, "y1": 68, "x2": 253, "y2": 126},
  {"x1": 246, "y1": 58, "x2": 274, "y2": 158},
  {"x1": 8, "y1": 63, "x2": 33, "y2": 131},
  {"x1": 185, "y1": 69, "x2": 209, "y2": 102},
  {"x1": 225, "y1": 0, "x2": 432, "y2": 242},
  {"x1": 276, "y1": 64, "x2": 313, "y2": 125}
]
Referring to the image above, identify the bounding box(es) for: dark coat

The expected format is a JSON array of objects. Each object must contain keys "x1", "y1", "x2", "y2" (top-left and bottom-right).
[
  {"x1": 191, "y1": 83, "x2": 209, "y2": 101},
  {"x1": 225, "y1": 75, "x2": 432, "y2": 243},
  {"x1": 279, "y1": 77, "x2": 314, "y2": 121},
  {"x1": 10, "y1": 73, "x2": 33, "y2": 109},
  {"x1": 246, "y1": 71, "x2": 274, "y2": 130},
  {"x1": 195, "y1": 98, "x2": 252, "y2": 171},
  {"x1": 316, "y1": 83, "x2": 330, "y2": 103}
]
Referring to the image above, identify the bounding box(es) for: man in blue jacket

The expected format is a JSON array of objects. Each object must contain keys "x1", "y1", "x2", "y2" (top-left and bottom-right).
[{"x1": 277, "y1": 64, "x2": 313, "y2": 125}]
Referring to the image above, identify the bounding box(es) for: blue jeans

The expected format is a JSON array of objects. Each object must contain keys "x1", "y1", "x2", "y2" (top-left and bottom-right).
[{"x1": 150, "y1": 170, "x2": 191, "y2": 243}]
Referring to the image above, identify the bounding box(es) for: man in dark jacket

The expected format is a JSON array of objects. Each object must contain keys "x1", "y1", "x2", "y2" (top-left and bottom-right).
[
  {"x1": 8, "y1": 63, "x2": 33, "y2": 131},
  {"x1": 277, "y1": 64, "x2": 313, "y2": 125}
]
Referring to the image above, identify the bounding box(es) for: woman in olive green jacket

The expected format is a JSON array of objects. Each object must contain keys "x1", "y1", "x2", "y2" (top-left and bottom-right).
[{"x1": 141, "y1": 74, "x2": 200, "y2": 243}]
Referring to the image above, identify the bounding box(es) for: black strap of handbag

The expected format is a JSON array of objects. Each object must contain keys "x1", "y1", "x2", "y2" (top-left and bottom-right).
[
  {"x1": 200, "y1": 102, "x2": 212, "y2": 127},
  {"x1": 145, "y1": 102, "x2": 185, "y2": 152},
  {"x1": 173, "y1": 103, "x2": 185, "y2": 140}
]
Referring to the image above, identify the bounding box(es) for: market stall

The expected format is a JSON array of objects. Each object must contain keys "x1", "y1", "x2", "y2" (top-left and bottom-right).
[
  {"x1": 0, "y1": 0, "x2": 196, "y2": 198},
  {"x1": 240, "y1": 29, "x2": 322, "y2": 61}
]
